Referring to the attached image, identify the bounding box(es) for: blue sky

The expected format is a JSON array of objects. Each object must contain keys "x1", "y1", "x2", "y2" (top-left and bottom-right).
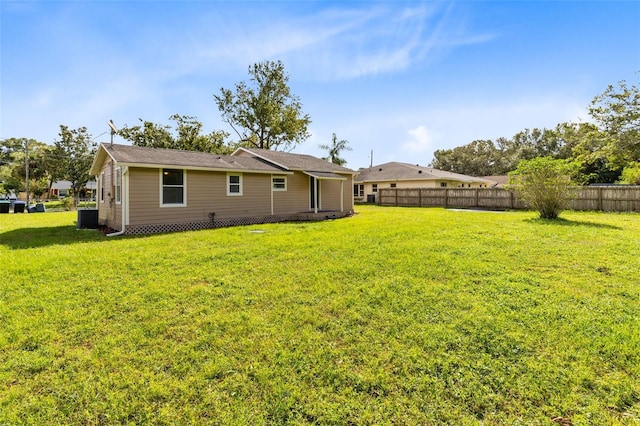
[{"x1": 2, "y1": 1, "x2": 639, "y2": 169}]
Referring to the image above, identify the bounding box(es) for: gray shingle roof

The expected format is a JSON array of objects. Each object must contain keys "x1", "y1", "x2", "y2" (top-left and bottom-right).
[
  {"x1": 97, "y1": 144, "x2": 285, "y2": 173},
  {"x1": 355, "y1": 162, "x2": 494, "y2": 184},
  {"x1": 237, "y1": 148, "x2": 354, "y2": 174},
  {"x1": 92, "y1": 144, "x2": 355, "y2": 176}
]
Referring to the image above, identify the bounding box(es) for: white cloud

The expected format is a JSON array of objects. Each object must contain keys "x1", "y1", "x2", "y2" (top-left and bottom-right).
[{"x1": 402, "y1": 125, "x2": 435, "y2": 154}]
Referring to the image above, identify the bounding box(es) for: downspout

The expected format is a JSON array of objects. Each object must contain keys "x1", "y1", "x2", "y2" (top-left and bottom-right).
[
  {"x1": 314, "y1": 178, "x2": 319, "y2": 214},
  {"x1": 270, "y1": 174, "x2": 274, "y2": 215},
  {"x1": 107, "y1": 166, "x2": 127, "y2": 237}
]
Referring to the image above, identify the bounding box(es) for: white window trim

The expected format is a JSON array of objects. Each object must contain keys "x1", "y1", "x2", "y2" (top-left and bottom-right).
[
  {"x1": 160, "y1": 169, "x2": 187, "y2": 207},
  {"x1": 272, "y1": 175, "x2": 287, "y2": 191},
  {"x1": 115, "y1": 167, "x2": 122, "y2": 204},
  {"x1": 227, "y1": 173, "x2": 243, "y2": 196},
  {"x1": 99, "y1": 172, "x2": 105, "y2": 203}
]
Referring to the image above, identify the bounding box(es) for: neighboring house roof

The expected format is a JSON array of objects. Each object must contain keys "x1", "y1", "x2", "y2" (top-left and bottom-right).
[
  {"x1": 355, "y1": 162, "x2": 494, "y2": 184},
  {"x1": 51, "y1": 180, "x2": 96, "y2": 190},
  {"x1": 482, "y1": 175, "x2": 510, "y2": 187},
  {"x1": 90, "y1": 144, "x2": 355, "y2": 177},
  {"x1": 51, "y1": 180, "x2": 72, "y2": 190}
]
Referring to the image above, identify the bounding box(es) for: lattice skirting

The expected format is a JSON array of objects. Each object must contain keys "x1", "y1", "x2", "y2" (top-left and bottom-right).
[{"x1": 122, "y1": 213, "x2": 351, "y2": 236}]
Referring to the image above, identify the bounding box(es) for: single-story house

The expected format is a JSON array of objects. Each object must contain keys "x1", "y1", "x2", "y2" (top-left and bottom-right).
[
  {"x1": 354, "y1": 162, "x2": 495, "y2": 202},
  {"x1": 48, "y1": 179, "x2": 97, "y2": 199},
  {"x1": 482, "y1": 175, "x2": 510, "y2": 188},
  {"x1": 89, "y1": 143, "x2": 355, "y2": 235},
  {"x1": 50, "y1": 180, "x2": 72, "y2": 198}
]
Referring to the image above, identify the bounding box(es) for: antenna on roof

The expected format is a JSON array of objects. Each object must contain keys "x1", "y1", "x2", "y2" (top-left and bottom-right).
[
  {"x1": 370, "y1": 149, "x2": 373, "y2": 169},
  {"x1": 107, "y1": 120, "x2": 118, "y2": 147}
]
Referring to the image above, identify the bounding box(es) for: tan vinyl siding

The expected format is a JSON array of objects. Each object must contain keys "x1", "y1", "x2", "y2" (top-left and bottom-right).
[
  {"x1": 127, "y1": 168, "x2": 273, "y2": 226},
  {"x1": 97, "y1": 159, "x2": 123, "y2": 230},
  {"x1": 272, "y1": 172, "x2": 353, "y2": 213},
  {"x1": 343, "y1": 175, "x2": 354, "y2": 210},
  {"x1": 212, "y1": 173, "x2": 271, "y2": 219},
  {"x1": 272, "y1": 172, "x2": 310, "y2": 214},
  {"x1": 314, "y1": 175, "x2": 353, "y2": 212},
  {"x1": 320, "y1": 179, "x2": 342, "y2": 211}
]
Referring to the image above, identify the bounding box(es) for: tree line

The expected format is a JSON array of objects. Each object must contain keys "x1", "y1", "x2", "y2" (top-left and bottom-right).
[
  {"x1": 1, "y1": 60, "x2": 352, "y2": 204},
  {"x1": 1, "y1": 126, "x2": 95, "y2": 204},
  {"x1": 430, "y1": 79, "x2": 640, "y2": 184}
]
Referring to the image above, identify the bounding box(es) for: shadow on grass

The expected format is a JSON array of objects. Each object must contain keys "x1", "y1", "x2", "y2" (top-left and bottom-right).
[
  {"x1": 0, "y1": 225, "x2": 108, "y2": 249},
  {"x1": 525, "y1": 217, "x2": 622, "y2": 230}
]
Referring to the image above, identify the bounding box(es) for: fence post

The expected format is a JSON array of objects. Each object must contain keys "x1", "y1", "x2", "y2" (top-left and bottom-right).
[
  {"x1": 419, "y1": 188, "x2": 423, "y2": 207},
  {"x1": 395, "y1": 188, "x2": 398, "y2": 206},
  {"x1": 445, "y1": 189, "x2": 449, "y2": 207},
  {"x1": 598, "y1": 187, "x2": 603, "y2": 211},
  {"x1": 475, "y1": 188, "x2": 479, "y2": 208}
]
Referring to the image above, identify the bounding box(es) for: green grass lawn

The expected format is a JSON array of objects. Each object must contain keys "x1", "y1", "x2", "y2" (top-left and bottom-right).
[{"x1": 1, "y1": 206, "x2": 639, "y2": 424}]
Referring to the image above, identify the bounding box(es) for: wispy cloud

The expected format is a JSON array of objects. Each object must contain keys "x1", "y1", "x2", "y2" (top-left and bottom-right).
[{"x1": 183, "y1": 3, "x2": 495, "y2": 81}]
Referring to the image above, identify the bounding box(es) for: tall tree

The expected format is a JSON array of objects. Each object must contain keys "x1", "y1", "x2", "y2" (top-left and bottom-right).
[
  {"x1": 118, "y1": 120, "x2": 173, "y2": 149},
  {"x1": 431, "y1": 139, "x2": 502, "y2": 176},
  {"x1": 618, "y1": 162, "x2": 640, "y2": 184},
  {"x1": 588, "y1": 79, "x2": 640, "y2": 167},
  {"x1": 556, "y1": 121, "x2": 617, "y2": 184},
  {"x1": 41, "y1": 144, "x2": 68, "y2": 199},
  {"x1": 0, "y1": 138, "x2": 45, "y2": 198},
  {"x1": 214, "y1": 60, "x2": 311, "y2": 151},
  {"x1": 54, "y1": 126, "x2": 96, "y2": 206},
  {"x1": 319, "y1": 133, "x2": 351, "y2": 166},
  {"x1": 118, "y1": 114, "x2": 232, "y2": 154}
]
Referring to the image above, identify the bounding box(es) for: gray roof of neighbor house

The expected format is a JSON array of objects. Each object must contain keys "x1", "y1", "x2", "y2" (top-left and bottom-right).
[
  {"x1": 482, "y1": 175, "x2": 510, "y2": 187},
  {"x1": 234, "y1": 147, "x2": 355, "y2": 174},
  {"x1": 354, "y1": 162, "x2": 494, "y2": 184},
  {"x1": 51, "y1": 180, "x2": 96, "y2": 190},
  {"x1": 90, "y1": 143, "x2": 355, "y2": 176}
]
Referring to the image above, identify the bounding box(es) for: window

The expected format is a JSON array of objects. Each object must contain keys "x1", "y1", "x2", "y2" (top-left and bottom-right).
[
  {"x1": 161, "y1": 169, "x2": 185, "y2": 206},
  {"x1": 272, "y1": 176, "x2": 287, "y2": 191},
  {"x1": 99, "y1": 172, "x2": 105, "y2": 203},
  {"x1": 440, "y1": 182, "x2": 447, "y2": 188},
  {"x1": 372, "y1": 183, "x2": 378, "y2": 193},
  {"x1": 115, "y1": 168, "x2": 122, "y2": 204},
  {"x1": 353, "y1": 184, "x2": 364, "y2": 197},
  {"x1": 390, "y1": 183, "x2": 397, "y2": 188},
  {"x1": 227, "y1": 173, "x2": 242, "y2": 196}
]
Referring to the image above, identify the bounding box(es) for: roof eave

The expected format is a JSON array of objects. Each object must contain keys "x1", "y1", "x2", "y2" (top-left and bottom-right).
[
  {"x1": 116, "y1": 162, "x2": 293, "y2": 175},
  {"x1": 89, "y1": 144, "x2": 117, "y2": 176}
]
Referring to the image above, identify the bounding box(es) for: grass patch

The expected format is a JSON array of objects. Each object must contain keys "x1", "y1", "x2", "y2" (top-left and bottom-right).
[{"x1": 1, "y1": 206, "x2": 639, "y2": 424}]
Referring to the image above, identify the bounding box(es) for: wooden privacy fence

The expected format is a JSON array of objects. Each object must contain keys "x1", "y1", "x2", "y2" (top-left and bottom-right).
[{"x1": 377, "y1": 186, "x2": 640, "y2": 212}]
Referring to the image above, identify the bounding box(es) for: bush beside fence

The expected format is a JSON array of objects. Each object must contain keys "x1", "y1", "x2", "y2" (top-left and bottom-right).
[{"x1": 377, "y1": 186, "x2": 640, "y2": 212}]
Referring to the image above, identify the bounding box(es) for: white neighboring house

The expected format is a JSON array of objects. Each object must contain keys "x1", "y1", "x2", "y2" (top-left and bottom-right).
[
  {"x1": 354, "y1": 162, "x2": 494, "y2": 202},
  {"x1": 49, "y1": 180, "x2": 97, "y2": 199}
]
